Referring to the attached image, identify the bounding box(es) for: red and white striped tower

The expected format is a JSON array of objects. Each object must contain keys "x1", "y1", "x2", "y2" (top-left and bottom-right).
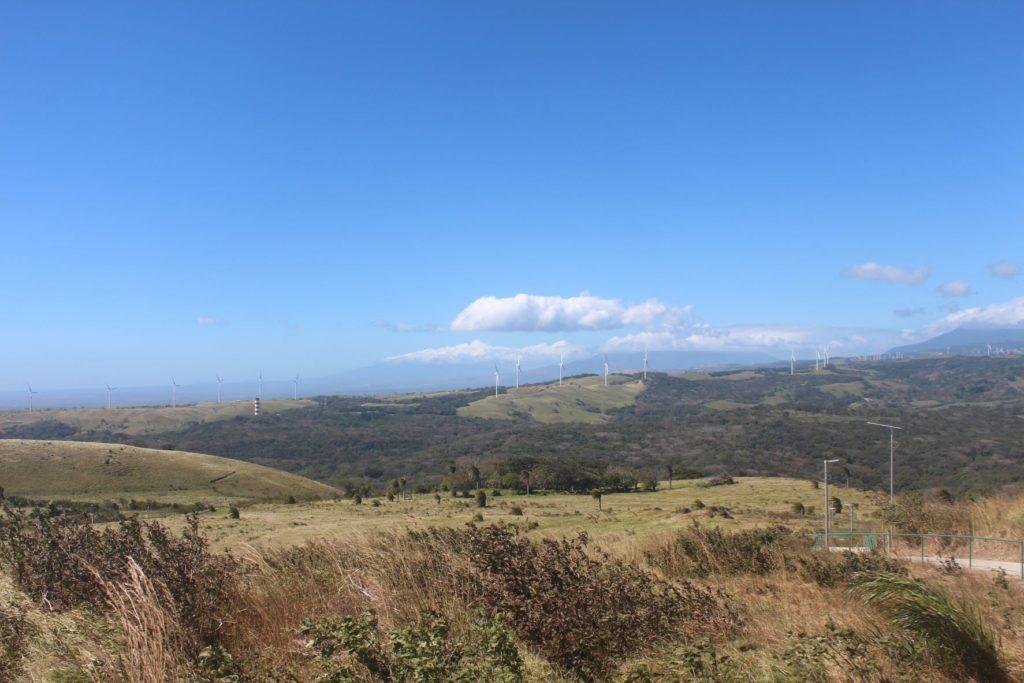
[{"x1": 253, "y1": 396, "x2": 261, "y2": 417}]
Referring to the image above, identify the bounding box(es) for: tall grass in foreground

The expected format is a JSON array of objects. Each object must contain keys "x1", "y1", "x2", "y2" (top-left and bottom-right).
[{"x1": 851, "y1": 572, "x2": 1007, "y2": 682}]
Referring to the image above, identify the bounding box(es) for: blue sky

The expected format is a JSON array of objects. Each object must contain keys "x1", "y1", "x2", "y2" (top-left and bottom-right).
[{"x1": 2, "y1": 1, "x2": 1023, "y2": 390}]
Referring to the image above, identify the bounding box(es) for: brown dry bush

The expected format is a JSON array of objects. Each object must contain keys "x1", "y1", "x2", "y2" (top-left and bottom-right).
[
  {"x1": 445, "y1": 524, "x2": 735, "y2": 679},
  {"x1": 0, "y1": 508, "x2": 239, "y2": 653},
  {"x1": 0, "y1": 600, "x2": 35, "y2": 680},
  {"x1": 644, "y1": 523, "x2": 803, "y2": 579}
]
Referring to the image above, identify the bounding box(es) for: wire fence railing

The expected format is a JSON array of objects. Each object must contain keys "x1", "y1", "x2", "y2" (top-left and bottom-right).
[{"x1": 812, "y1": 530, "x2": 1024, "y2": 578}]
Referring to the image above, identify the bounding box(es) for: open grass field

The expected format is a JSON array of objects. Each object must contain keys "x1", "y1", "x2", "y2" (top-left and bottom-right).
[
  {"x1": 0, "y1": 439, "x2": 338, "y2": 504},
  {"x1": 0, "y1": 398, "x2": 311, "y2": 436},
  {"x1": 457, "y1": 374, "x2": 645, "y2": 423},
  {"x1": 155, "y1": 475, "x2": 885, "y2": 551}
]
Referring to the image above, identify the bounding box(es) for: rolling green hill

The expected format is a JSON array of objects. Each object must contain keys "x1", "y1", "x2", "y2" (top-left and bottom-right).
[
  {"x1": 457, "y1": 375, "x2": 645, "y2": 423},
  {"x1": 0, "y1": 399, "x2": 312, "y2": 439},
  {"x1": 0, "y1": 439, "x2": 338, "y2": 503}
]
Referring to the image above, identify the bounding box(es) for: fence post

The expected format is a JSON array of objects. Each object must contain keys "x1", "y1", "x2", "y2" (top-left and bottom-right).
[
  {"x1": 1020, "y1": 541, "x2": 1023, "y2": 580},
  {"x1": 920, "y1": 535, "x2": 925, "y2": 564},
  {"x1": 969, "y1": 536, "x2": 973, "y2": 569}
]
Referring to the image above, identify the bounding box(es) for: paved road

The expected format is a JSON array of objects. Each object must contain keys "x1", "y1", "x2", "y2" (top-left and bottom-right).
[{"x1": 828, "y1": 546, "x2": 1024, "y2": 578}]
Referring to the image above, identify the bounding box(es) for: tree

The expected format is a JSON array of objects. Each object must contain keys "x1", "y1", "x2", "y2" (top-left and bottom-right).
[
  {"x1": 475, "y1": 490, "x2": 487, "y2": 508},
  {"x1": 471, "y1": 464, "x2": 482, "y2": 490},
  {"x1": 665, "y1": 464, "x2": 674, "y2": 490},
  {"x1": 831, "y1": 496, "x2": 842, "y2": 515},
  {"x1": 591, "y1": 489, "x2": 603, "y2": 511}
]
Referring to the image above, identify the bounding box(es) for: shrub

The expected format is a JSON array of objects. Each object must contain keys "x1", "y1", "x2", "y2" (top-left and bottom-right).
[
  {"x1": 475, "y1": 490, "x2": 487, "y2": 508},
  {"x1": 791, "y1": 502, "x2": 805, "y2": 516},
  {"x1": 302, "y1": 609, "x2": 523, "y2": 681},
  {"x1": 372, "y1": 499, "x2": 382, "y2": 508},
  {"x1": 509, "y1": 506, "x2": 524, "y2": 516},
  {"x1": 0, "y1": 509, "x2": 240, "y2": 651},
  {"x1": 798, "y1": 550, "x2": 904, "y2": 588},
  {"x1": 353, "y1": 495, "x2": 363, "y2": 505},
  {"x1": 0, "y1": 602, "x2": 34, "y2": 681},
  {"x1": 450, "y1": 524, "x2": 733, "y2": 678},
  {"x1": 229, "y1": 506, "x2": 240, "y2": 519},
  {"x1": 646, "y1": 524, "x2": 801, "y2": 578},
  {"x1": 286, "y1": 496, "x2": 297, "y2": 505},
  {"x1": 699, "y1": 475, "x2": 735, "y2": 488},
  {"x1": 851, "y1": 572, "x2": 1007, "y2": 682}
]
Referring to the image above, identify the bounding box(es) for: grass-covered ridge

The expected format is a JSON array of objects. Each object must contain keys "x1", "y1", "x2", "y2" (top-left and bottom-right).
[
  {"x1": 457, "y1": 374, "x2": 645, "y2": 423},
  {"x1": 0, "y1": 439, "x2": 337, "y2": 504}
]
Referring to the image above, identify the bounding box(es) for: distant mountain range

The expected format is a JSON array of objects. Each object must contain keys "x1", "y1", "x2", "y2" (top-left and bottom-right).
[
  {"x1": 0, "y1": 350, "x2": 781, "y2": 410},
  {"x1": 9, "y1": 329, "x2": 1022, "y2": 410},
  {"x1": 888, "y1": 327, "x2": 1024, "y2": 357}
]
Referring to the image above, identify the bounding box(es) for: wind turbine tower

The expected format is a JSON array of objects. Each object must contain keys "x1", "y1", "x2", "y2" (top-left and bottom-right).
[
  {"x1": 603, "y1": 355, "x2": 610, "y2": 386},
  {"x1": 105, "y1": 384, "x2": 117, "y2": 410},
  {"x1": 258, "y1": 371, "x2": 263, "y2": 400},
  {"x1": 26, "y1": 383, "x2": 38, "y2": 412},
  {"x1": 515, "y1": 356, "x2": 521, "y2": 389},
  {"x1": 642, "y1": 349, "x2": 648, "y2": 382},
  {"x1": 493, "y1": 364, "x2": 500, "y2": 398},
  {"x1": 558, "y1": 354, "x2": 564, "y2": 387},
  {"x1": 292, "y1": 374, "x2": 299, "y2": 400},
  {"x1": 216, "y1": 375, "x2": 223, "y2": 403},
  {"x1": 171, "y1": 377, "x2": 180, "y2": 408},
  {"x1": 790, "y1": 351, "x2": 795, "y2": 376},
  {"x1": 815, "y1": 350, "x2": 821, "y2": 372}
]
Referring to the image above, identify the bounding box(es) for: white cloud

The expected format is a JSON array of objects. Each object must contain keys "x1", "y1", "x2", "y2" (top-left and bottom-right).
[
  {"x1": 450, "y1": 293, "x2": 690, "y2": 332},
  {"x1": 893, "y1": 308, "x2": 926, "y2": 318},
  {"x1": 927, "y1": 296, "x2": 1024, "y2": 332},
  {"x1": 989, "y1": 260, "x2": 1021, "y2": 279},
  {"x1": 601, "y1": 323, "x2": 900, "y2": 355},
  {"x1": 196, "y1": 315, "x2": 220, "y2": 326},
  {"x1": 936, "y1": 279, "x2": 974, "y2": 298},
  {"x1": 842, "y1": 262, "x2": 930, "y2": 285},
  {"x1": 386, "y1": 339, "x2": 586, "y2": 364}
]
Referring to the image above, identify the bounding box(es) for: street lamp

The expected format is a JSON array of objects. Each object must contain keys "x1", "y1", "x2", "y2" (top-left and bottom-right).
[
  {"x1": 823, "y1": 458, "x2": 840, "y2": 550},
  {"x1": 867, "y1": 422, "x2": 903, "y2": 505}
]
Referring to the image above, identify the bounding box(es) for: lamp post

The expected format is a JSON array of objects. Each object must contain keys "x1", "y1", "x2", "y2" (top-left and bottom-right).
[
  {"x1": 867, "y1": 422, "x2": 903, "y2": 506},
  {"x1": 824, "y1": 458, "x2": 840, "y2": 550}
]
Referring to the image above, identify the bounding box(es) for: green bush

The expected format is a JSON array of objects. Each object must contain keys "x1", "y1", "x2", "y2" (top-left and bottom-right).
[{"x1": 302, "y1": 609, "x2": 523, "y2": 681}]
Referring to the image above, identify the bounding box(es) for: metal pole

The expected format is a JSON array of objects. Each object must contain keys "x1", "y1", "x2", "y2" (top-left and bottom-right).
[
  {"x1": 824, "y1": 464, "x2": 829, "y2": 550},
  {"x1": 889, "y1": 428, "x2": 894, "y2": 505}
]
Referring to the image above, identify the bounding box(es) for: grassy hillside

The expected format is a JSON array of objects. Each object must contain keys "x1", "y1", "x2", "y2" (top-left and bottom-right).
[
  {"x1": 457, "y1": 375, "x2": 644, "y2": 423},
  {"x1": 156, "y1": 475, "x2": 882, "y2": 551},
  {"x1": 0, "y1": 399, "x2": 311, "y2": 438},
  {"x1": 0, "y1": 439, "x2": 338, "y2": 504}
]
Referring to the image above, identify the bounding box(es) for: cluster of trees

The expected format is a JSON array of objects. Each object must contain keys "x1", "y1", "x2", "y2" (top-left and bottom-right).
[{"x1": 439, "y1": 456, "x2": 702, "y2": 496}]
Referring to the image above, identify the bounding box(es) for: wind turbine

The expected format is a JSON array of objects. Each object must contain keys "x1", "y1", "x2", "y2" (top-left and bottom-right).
[
  {"x1": 515, "y1": 356, "x2": 521, "y2": 389},
  {"x1": 26, "y1": 383, "x2": 38, "y2": 412},
  {"x1": 790, "y1": 351, "x2": 795, "y2": 376},
  {"x1": 216, "y1": 375, "x2": 223, "y2": 403},
  {"x1": 171, "y1": 377, "x2": 180, "y2": 408},
  {"x1": 105, "y1": 384, "x2": 117, "y2": 410},
  {"x1": 603, "y1": 355, "x2": 610, "y2": 386},
  {"x1": 815, "y1": 349, "x2": 821, "y2": 372},
  {"x1": 493, "y1": 364, "x2": 500, "y2": 398},
  {"x1": 558, "y1": 353, "x2": 564, "y2": 387},
  {"x1": 258, "y1": 371, "x2": 263, "y2": 400},
  {"x1": 642, "y1": 349, "x2": 648, "y2": 381},
  {"x1": 292, "y1": 374, "x2": 299, "y2": 400}
]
